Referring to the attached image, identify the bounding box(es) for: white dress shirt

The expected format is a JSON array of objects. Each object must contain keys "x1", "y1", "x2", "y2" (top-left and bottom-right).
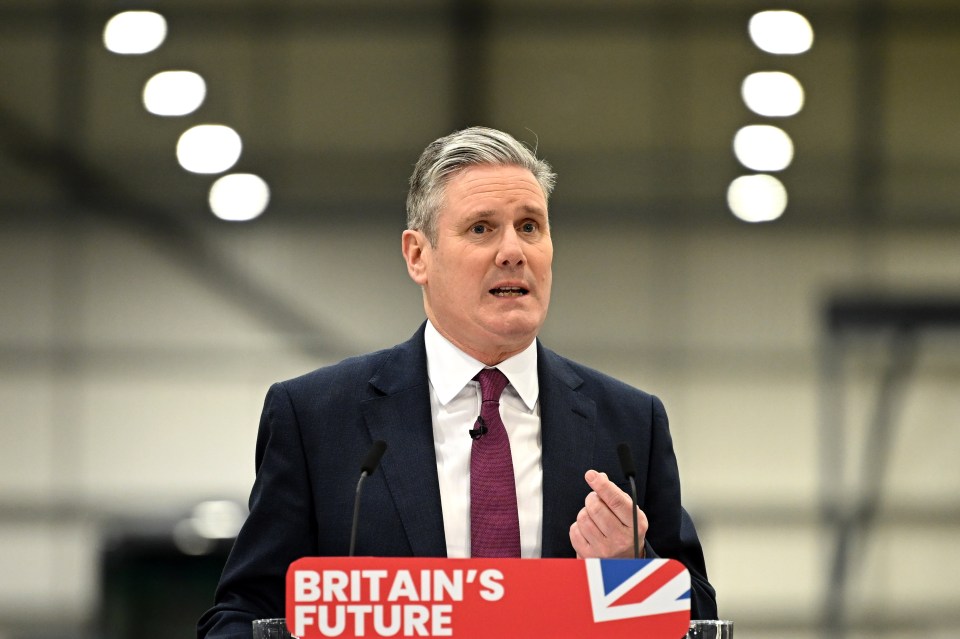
[{"x1": 424, "y1": 321, "x2": 543, "y2": 558}]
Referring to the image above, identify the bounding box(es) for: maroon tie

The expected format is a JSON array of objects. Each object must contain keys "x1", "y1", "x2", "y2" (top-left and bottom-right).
[{"x1": 470, "y1": 368, "x2": 521, "y2": 558}]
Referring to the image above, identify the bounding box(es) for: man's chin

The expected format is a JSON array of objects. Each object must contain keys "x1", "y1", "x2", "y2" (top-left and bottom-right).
[{"x1": 483, "y1": 317, "x2": 545, "y2": 346}]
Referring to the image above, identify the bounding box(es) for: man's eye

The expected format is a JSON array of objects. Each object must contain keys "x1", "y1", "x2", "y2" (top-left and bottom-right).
[
  {"x1": 471, "y1": 224, "x2": 486, "y2": 234},
  {"x1": 521, "y1": 222, "x2": 537, "y2": 233}
]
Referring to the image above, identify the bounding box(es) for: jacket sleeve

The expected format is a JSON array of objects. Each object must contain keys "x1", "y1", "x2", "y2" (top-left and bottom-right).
[
  {"x1": 197, "y1": 383, "x2": 319, "y2": 639},
  {"x1": 642, "y1": 395, "x2": 718, "y2": 621}
]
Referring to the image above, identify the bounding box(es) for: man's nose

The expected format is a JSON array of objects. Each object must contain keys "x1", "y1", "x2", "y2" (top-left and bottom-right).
[{"x1": 496, "y1": 226, "x2": 525, "y2": 267}]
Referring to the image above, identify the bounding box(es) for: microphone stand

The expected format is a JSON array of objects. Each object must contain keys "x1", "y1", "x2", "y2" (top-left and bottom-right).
[{"x1": 349, "y1": 471, "x2": 370, "y2": 557}]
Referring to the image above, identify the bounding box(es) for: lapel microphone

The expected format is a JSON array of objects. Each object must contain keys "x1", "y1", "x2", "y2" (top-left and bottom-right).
[{"x1": 469, "y1": 415, "x2": 488, "y2": 440}]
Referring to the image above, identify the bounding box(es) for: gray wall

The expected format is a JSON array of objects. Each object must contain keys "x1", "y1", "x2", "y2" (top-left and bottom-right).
[
  {"x1": 2, "y1": 1, "x2": 960, "y2": 638},
  {"x1": 4, "y1": 221, "x2": 959, "y2": 638}
]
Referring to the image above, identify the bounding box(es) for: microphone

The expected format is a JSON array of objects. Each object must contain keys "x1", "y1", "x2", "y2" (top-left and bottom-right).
[
  {"x1": 349, "y1": 440, "x2": 387, "y2": 557},
  {"x1": 617, "y1": 442, "x2": 641, "y2": 559},
  {"x1": 468, "y1": 415, "x2": 488, "y2": 440}
]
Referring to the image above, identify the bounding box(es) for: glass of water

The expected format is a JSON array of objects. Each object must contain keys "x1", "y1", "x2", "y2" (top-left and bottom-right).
[
  {"x1": 252, "y1": 618, "x2": 299, "y2": 639},
  {"x1": 686, "y1": 619, "x2": 734, "y2": 639}
]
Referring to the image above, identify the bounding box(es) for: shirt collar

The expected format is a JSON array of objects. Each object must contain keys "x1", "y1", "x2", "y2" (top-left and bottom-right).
[{"x1": 424, "y1": 320, "x2": 539, "y2": 411}]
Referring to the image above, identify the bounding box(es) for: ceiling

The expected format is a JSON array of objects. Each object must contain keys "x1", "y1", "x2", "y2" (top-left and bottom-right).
[{"x1": 2, "y1": 0, "x2": 960, "y2": 231}]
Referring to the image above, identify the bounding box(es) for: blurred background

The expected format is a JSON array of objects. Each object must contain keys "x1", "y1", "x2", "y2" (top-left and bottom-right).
[{"x1": 1, "y1": 0, "x2": 959, "y2": 637}]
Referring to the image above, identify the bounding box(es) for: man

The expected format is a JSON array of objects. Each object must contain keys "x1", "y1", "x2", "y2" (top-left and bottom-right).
[{"x1": 198, "y1": 127, "x2": 717, "y2": 638}]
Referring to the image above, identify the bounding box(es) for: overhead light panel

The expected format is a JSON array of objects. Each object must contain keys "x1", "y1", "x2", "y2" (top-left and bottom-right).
[
  {"x1": 190, "y1": 500, "x2": 246, "y2": 540},
  {"x1": 742, "y1": 72, "x2": 805, "y2": 117},
  {"x1": 143, "y1": 71, "x2": 206, "y2": 116},
  {"x1": 209, "y1": 174, "x2": 271, "y2": 222},
  {"x1": 103, "y1": 11, "x2": 167, "y2": 55},
  {"x1": 727, "y1": 174, "x2": 788, "y2": 223},
  {"x1": 733, "y1": 125, "x2": 795, "y2": 172},
  {"x1": 176, "y1": 124, "x2": 242, "y2": 174},
  {"x1": 749, "y1": 11, "x2": 814, "y2": 55},
  {"x1": 173, "y1": 500, "x2": 246, "y2": 555}
]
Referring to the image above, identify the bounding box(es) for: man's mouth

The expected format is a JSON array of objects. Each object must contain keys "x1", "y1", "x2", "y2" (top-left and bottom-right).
[{"x1": 490, "y1": 286, "x2": 529, "y2": 297}]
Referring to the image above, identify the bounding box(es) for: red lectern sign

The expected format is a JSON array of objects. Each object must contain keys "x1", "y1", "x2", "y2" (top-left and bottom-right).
[{"x1": 286, "y1": 557, "x2": 690, "y2": 638}]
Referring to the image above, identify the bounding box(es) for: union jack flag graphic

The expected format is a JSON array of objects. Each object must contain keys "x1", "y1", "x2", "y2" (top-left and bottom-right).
[{"x1": 585, "y1": 558, "x2": 691, "y2": 623}]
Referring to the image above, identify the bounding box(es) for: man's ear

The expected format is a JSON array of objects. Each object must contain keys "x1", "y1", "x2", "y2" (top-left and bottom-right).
[{"x1": 401, "y1": 229, "x2": 429, "y2": 285}]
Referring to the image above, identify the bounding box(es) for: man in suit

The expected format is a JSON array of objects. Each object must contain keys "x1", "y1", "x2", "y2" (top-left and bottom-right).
[{"x1": 198, "y1": 127, "x2": 717, "y2": 638}]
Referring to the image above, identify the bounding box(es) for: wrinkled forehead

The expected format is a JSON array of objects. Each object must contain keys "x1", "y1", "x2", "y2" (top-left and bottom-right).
[
  {"x1": 439, "y1": 163, "x2": 547, "y2": 202},
  {"x1": 439, "y1": 165, "x2": 547, "y2": 215}
]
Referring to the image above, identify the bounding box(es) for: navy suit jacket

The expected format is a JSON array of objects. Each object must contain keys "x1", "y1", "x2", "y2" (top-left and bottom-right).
[{"x1": 198, "y1": 325, "x2": 717, "y2": 638}]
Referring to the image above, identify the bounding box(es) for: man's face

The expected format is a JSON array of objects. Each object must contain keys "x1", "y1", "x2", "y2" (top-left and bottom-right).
[{"x1": 402, "y1": 164, "x2": 553, "y2": 364}]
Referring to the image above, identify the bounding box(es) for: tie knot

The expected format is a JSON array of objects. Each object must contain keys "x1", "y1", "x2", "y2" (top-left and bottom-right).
[{"x1": 475, "y1": 367, "x2": 509, "y2": 402}]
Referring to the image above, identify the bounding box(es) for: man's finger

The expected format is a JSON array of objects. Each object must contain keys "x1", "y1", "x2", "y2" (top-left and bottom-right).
[
  {"x1": 575, "y1": 505, "x2": 605, "y2": 543},
  {"x1": 584, "y1": 491, "x2": 624, "y2": 538},
  {"x1": 584, "y1": 469, "x2": 635, "y2": 525},
  {"x1": 569, "y1": 522, "x2": 591, "y2": 558}
]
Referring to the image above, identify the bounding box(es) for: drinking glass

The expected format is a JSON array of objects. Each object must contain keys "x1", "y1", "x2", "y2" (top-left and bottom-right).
[
  {"x1": 252, "y1": 618, "x2": 298, "y2": 639},
  {"x1": 686, "y1": 619, "x2": 734, "y2": 639}
]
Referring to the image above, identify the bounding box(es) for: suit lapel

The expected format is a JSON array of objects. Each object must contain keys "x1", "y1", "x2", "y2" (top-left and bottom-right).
[
  {"x1": 356, "y1": 331, "x2": 595, "y2": 558},
  {"x1": 538, "y1": 345, "x2": 596, "y2": 557},
  {"x1": 360, "y1": 325, "x2": 447, "y2": 557}
]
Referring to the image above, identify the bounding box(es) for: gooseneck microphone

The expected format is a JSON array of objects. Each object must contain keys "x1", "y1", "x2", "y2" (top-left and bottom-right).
[
  {"x1": 349, "y1": 440, "x2": 387, "y2": 557},
  {"x1": 469, "y1": 415, "x2": 488, "y2": 440},
  {"x1": 617, "y1": 442, "x2": 641, "y2": 559}
]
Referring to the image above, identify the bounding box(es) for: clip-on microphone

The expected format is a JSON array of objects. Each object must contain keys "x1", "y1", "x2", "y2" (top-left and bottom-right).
[{"x1": 469, "y1": 415, "x2": 488, "y2": 440}]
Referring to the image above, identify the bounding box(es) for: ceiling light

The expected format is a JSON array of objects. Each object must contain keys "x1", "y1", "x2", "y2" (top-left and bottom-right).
[
  {"x1": 749, "y1": 11, "x2": 814, "y2": 55},
  {"x1": 143, "y1": 71, "x2": 207, "y2": 116},
  {"x1": 727, "y1": 174, "x2": 788, "y2": 223},
  {"x1": 190, "y1": 500, "x2": 246, "y2": 539},
  {"x1": 733, "y1": 125, "x2": 794, "y2": 172},
  {"x1": 742, "y1": 71, "x2": 805, "y2": 117},
  {"x1": 103, "y1": 11, "x2": 167, "y2": 55},
  {"x1": 176, "y1": 125, "x2": 242, "y2": 174},
  {"x1": 209, "y1": 174, "x2": 271, "y2": 221}
]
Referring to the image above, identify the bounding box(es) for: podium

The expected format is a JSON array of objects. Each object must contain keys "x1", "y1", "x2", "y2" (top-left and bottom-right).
[{"x1": 286, "y1": 557, "x2": 691, "y2": 638}]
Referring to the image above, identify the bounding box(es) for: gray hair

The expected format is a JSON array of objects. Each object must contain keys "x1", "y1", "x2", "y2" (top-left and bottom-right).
[{"x1": 406, "y1": 126, "x2": 556, "y2": 245}]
